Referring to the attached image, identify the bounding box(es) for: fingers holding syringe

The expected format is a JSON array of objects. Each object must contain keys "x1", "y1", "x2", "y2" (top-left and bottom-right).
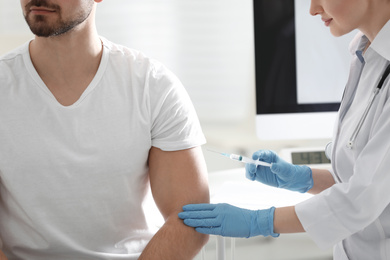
[
  {"x1": 245, "y1": 163, "x2": 257, "y2": 180},
  {"x1": 252, "y1": 150, "x2": 278, "y2": 163},
  {"x1": 245, "y1": 150, "x2": 279, "y2": 187},
  {"x1": 246, "y1": 150, "x2": 274, "y2": 171}
]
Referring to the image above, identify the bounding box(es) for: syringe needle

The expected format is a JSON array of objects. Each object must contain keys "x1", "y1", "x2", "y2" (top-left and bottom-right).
[{"x1": 206, "y1": 149, "x2": 230, "y2": 158}]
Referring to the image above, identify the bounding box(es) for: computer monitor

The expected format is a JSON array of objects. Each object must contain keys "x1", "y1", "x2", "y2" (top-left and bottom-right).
[{"x1": 253, "y1": 0, "x2": 355, "y2": 140}]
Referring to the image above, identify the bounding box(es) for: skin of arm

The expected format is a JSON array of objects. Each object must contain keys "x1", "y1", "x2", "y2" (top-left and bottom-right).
[
  {"x1": 308, "y1": 168, "x2": 336, "y2": 195},
  {"x1": 138, "y1": 146, "x2": 210, "y2": 259},
  {"x1": 274, "y1": 168, "x2": 336, "y2": 234},
  {"x1": 0, "y1": 251, "x2": 7, "y2": 260}
]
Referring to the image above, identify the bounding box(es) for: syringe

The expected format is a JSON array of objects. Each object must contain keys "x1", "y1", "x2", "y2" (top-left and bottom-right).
[{"x1": 207, "y1": 149, "x2": 271, "y2": 167}]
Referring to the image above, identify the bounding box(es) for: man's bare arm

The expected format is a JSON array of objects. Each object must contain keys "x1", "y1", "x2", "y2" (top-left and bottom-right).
[
  {"x1": 139, "y1": 146, "x2": 210, "y2": 259},
  {"x1": 0, "y1": 250, "x2": 7, "y2": 260}
]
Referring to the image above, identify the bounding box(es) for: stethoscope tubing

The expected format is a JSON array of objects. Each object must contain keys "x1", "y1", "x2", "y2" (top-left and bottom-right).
[{"x1": 347, "y1": 63, "x2": 390, "y2": 149}]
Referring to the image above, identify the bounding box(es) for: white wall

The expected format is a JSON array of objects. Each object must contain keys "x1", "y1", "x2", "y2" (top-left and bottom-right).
[
  {"x1": 95, "y1": 0, "x2": 255, "y2": 125},
  {"x1": 0, "y1": 1, "x2": 34, "y2": 54}
]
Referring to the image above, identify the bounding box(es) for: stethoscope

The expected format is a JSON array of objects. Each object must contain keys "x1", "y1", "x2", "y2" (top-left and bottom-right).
[
  {"x1": 325, "y1": 63, "x2": 390, "y2": 173},
  {"x1": 346, "y1": 63, "x2": 390, "y2": 149}
]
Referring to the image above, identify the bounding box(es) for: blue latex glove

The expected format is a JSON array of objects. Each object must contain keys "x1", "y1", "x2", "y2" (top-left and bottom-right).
[
  {"x1": 245, "y1": 150, "x2": 313, "y2": 193},
  {"x1": 178, "y1": 203, "x2": 279, "y2": 238}
]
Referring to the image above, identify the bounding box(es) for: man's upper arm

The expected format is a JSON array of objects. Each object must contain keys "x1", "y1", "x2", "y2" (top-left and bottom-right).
[
  {"x1": 0, "y1": 250, "x2": 7, "y2": 260},
  {"x1": 148, "y1": 146, "x2": 209, "y2": 220}
]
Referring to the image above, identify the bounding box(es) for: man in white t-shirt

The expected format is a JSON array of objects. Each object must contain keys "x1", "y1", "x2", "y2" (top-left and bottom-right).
[{"x1": 0, "y1": 0, "x2": 209, "y2": 259}]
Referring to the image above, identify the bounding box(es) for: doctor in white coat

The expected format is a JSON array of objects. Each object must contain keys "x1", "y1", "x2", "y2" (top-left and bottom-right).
[{"x1": 179, "y1": 0, "x2": 390, "y2": 259}]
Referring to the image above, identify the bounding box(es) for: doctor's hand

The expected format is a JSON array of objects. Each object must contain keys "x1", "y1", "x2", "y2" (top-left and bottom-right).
[
  {"x1": 245, "y1": 150, "x2": 313, "y2": 193},
  {"x1": 178, "y1": 203, "x2": 279, "y2": 238}
]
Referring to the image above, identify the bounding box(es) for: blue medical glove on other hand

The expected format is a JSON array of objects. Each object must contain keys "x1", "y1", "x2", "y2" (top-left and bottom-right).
[
  {"x1": 245, "y1": 150, "x2": 313, "y2": 193},
  {"x1": 178, "y1": 203, "x2": 279, "y2": 238}
]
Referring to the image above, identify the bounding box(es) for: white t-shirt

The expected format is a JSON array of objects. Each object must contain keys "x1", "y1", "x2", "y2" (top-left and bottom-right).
[{"x1": 0, "y1": 37, "x2": 206, "y2": 260}]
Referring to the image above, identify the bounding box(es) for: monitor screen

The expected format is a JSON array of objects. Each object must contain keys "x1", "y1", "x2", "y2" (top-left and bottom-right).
[{"x1": 253, "y1": 0, "x2": 355, "y2": 140}]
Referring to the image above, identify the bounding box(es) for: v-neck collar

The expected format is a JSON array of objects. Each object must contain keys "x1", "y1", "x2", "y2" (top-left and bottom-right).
[{"x1": 23, "y1": 39, "x2": 109, "y2": 108}]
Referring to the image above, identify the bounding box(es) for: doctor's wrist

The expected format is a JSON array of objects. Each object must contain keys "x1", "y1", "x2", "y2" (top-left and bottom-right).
[
  {"x1": 290, "y1": 165, "x2": 313, "y2": 193},
  {"x1": 251, "y1": 207, "x2": 280, "y2": 238}
]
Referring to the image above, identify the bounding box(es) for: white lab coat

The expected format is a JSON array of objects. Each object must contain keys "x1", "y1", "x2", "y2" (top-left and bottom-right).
[{"x1": 295, "y1": 20, "x2": 390, "y2": 259}]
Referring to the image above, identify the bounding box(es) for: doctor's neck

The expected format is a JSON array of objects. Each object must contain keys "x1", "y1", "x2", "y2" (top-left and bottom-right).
[{"x1": 359, "y1": 8, "x2": 390, "y2": 42}]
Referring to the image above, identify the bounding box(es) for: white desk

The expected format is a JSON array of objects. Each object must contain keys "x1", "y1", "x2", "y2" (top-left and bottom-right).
[
  {"x1": 145, "y1": 167, "x2": 321, "y2": 260},
  {"x1": 209, "y1": 167, "x2": 312, "y2": 209},
  {"x1": 207, "y1": 167, "x2": 313, "y2": 260}
]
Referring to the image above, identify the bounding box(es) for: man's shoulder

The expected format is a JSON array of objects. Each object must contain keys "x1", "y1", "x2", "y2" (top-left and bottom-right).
[
  {"x1": 0, "y1": 43, "x2": 28, "y2": 67},
  {"x1": 102, "y1": 37, "x2": 142, "y2": 58},
  {"x1": 0, "y1": 42, "x2": 30, "y2": 85},
  {"x1": 0, "y1": 42, "x2": 29, "y2": 63},
  {"x1": 101, "y1": 37, "x2": 160, "y2": 68}
]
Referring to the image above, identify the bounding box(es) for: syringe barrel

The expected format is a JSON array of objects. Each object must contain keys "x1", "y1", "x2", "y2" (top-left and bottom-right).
[
  {"x1": 229, "y1": 154, "x2": 243, "y2": 161},
  {"x1": 229, "y1": 153, "x2": 271, "y2": 167},
  {"x1": 241, "y1": 156, "x2": 271, "y2": 167},
  {"x1": 240, "y1": 156, "x2": 256, "y2": 164}
]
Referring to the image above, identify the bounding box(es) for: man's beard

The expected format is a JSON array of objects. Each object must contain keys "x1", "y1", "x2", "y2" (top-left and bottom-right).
[{"x1": 24, "y1": 0, "x2": 93, "y2": 37}]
